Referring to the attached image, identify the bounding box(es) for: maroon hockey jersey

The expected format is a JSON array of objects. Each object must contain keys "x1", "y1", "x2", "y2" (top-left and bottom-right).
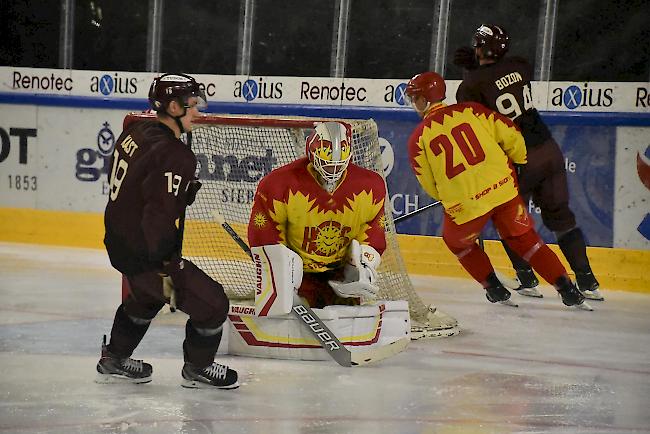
[
  {"x1": 456, "y1": 56, "x2": 552, "y2": 148},
  {"x1": 104, "y1": 119, "x2": 196, "y2": 275}
]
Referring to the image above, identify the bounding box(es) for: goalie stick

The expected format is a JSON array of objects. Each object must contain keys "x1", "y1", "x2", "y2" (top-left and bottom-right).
[{"x1": 212, "y1": 210, "x2": 409, "y2": 367}]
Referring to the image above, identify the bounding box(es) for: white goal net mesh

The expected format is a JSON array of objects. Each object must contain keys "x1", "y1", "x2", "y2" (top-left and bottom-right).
[{"x1": 125, "y1": 113, "x2": 457, "y2": 337}]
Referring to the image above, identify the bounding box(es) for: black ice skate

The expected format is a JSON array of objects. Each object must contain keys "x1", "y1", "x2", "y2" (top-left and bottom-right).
[
  {"x1": 555, "y1": 276, "x2": 593, "y2": 311},
  {"x1": 575, "y1": 269, "x2": 604, "y2": 301},
  {"x1": 484, "y1": 273, "x2": 518, "y2": 307},
  {"x1": 181, "y1": 362, "x2": 239, "y2": 390},
  {"x1": 95, "y1": 335, "x2": 152, "y2": 384},
  {"x1": 514, "y1": 268, "x2": 543, "y2": 298}
]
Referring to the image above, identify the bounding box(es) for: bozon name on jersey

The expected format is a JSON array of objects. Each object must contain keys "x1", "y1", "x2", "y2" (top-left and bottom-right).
[{"x1": 495, "y1": 72, "x2": 523, "y2": 90}]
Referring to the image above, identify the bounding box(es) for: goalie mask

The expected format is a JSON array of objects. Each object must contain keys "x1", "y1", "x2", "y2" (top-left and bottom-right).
[
  {"x1": 148, "y1": 73, "x2": 207, "y2": 113},
  {"x1": 306, "y1": 122, "x2": 352, "y2": 186},
  {"x1": 472, "y1": 24, "x2": 509, "y2": 60}
]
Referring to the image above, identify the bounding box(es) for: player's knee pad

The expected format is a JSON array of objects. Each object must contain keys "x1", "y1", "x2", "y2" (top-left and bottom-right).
[
  {"x1": 442, "y1": 233, "x2": 472, "y2": 256},
  {"x1": 122, "y1": 296, "x2": 164, "y2": 322},
  {"x1": 116, "y1": 304, "x2": 152, "y2": 330},
  {"x1": 555, "y1": 226, "x2": 582, "y2": 244},
  {"x1": 502, "y1": 229, "x2": 543, "y2": 262},
  {"x1": 540, "y1": 204, "x2": 576, "y2": 232},
  {"x1": 176, "y1": 260, "x2": 230, "y2": 328}
]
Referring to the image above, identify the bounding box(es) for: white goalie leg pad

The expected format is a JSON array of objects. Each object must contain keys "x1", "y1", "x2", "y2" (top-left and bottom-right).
[
  {"x1": 225, "y1": 300, "x2": 410, "y2": 360},
  {"x1": 323, "y1": 300, "x2": 409, "y2": 348},
  {"x1": 329, "y1": 240, "x2": 382, "y2": 300},
  {"x1": 251, "y1": 244, "x2": 303, "y2": 316}
]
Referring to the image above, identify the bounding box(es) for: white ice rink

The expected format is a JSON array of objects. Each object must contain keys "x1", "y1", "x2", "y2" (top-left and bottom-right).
[{"x1": 1, "y1": 242, "x2": 649, "y2": 434}]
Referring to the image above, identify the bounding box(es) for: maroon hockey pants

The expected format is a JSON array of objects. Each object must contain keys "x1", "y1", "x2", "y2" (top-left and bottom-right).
[{"x1": 110, "y1": 260, "x2": 229, "y2": 366}]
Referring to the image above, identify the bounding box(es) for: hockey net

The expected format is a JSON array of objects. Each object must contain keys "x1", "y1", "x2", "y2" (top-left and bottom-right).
[{"x1": 125, "y1": 113, "x2": 458, "y2": 338}]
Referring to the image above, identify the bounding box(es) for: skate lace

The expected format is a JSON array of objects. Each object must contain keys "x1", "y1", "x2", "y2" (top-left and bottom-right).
[
  {"x1": 205, "y1": 363, "x2": 228, "y2": 380},
  {"x1": 121, "y1": 358, "x2": 143, "y2": 373}
]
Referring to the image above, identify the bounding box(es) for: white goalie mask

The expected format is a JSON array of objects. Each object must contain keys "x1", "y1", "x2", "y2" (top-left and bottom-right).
[{"x1": 306, "y1": 122, "x2": 352, "y2": 186}]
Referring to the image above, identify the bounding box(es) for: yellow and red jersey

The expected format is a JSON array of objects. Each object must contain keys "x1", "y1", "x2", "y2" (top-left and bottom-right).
[
  {"x1": 248, "y1": 157, "x2": 387, "y2": 273},
  {"x1": 407, "y1": 101, "x2": 527, "y2": 224}
]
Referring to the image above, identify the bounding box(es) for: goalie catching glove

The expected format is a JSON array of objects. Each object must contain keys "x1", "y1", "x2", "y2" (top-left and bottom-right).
[{"x1": 329, "y1": 240, "x2": 381, "y2": 300}]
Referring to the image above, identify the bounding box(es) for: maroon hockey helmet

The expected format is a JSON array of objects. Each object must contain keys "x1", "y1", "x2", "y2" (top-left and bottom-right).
[
  {"x1": 148, "y1": 73, "x2": 207, "y2": 112},
  {"x1": 472, "y1": 24, "x2": 509, "y2": 59},
  {"x1": 405, "y1": 71, "x2": 446, "y2": 104}
]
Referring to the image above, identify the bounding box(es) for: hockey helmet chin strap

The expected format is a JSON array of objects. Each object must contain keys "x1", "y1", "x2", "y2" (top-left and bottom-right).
[
  {"x1": 168, "y1": 101, "x2": 189, "y2": 135},
  {"x1": 170, "y1": 96, "x2": 206, "y2": 135},
  {"x1": 167, "y1": 96, "x2": 204, "y2": 135},
  {"x1": 173, "y1": 109, "x2": 187, "y2": 135}
]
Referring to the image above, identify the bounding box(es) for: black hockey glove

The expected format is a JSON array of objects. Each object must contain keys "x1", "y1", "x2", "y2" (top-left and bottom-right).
[
  {"x1": 162, "y1": 254, "x2": 185, "y2": 283},
  {"x1": 453, "y1": 46, "x2": 479, "y2": 70},
  {"x1": 186, "y1": 179, "x2": 202, "y2": 206},
  {"x1": 161, "y1": 254, "x2": 186, "y2": 310}
]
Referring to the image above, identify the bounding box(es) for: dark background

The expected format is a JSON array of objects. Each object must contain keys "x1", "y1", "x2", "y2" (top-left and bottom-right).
[{"x1": 2, "y1": 0, "x2": 649, "y2": 81}]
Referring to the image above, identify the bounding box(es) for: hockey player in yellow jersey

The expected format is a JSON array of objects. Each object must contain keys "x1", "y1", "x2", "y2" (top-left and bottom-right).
[
  {"x1": 405, "y1": 71, "x2": 591, "y2": 310},
  {"x1": 248, "y1": 122, "x2": 387, "y2": 308}
]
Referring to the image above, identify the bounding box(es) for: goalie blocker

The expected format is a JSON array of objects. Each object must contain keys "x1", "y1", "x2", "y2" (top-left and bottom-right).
[{"x1": 225, "y1": 243, "x2": 410, "y2": 361}]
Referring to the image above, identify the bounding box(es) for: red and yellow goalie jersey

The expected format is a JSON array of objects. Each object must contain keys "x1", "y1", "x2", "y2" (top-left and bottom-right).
[
  {"x1": 248, "y1": 157, "x2": 387, "y2": 273},
  {"x1": 407, "y1": 102, "x2": 527, "y2": 224}
]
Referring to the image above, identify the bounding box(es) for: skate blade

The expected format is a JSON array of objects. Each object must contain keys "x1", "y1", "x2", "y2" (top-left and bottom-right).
[
  {"x1": 498, "y1": 299, "x2": 519, "y2": 307},
  {"x1": 515, "y1": 287, "x2": 543, "y2": 298},
  {"x1": 181, "y1": 379, "x2": 240, "y2": 390},
  {"x1": 582, "y1": 290, "x2": 604, "y2": 301},
  {"x1": 95, "y1": 373, "x2": 152, "y2": 384},
  {"x1": 575, "y1": 301, "x2": 594, "y2": 311}
]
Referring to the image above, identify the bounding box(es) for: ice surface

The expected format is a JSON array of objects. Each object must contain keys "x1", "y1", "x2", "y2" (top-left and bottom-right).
[{"x1": 1, "y1": 242, "x2": 649, "y2": 434}]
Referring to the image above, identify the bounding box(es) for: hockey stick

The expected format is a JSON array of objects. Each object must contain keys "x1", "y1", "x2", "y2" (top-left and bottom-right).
[
  {"x1": 393, "y1": 201, "x2": 441, "y2": 223},
  {"x1": 212, "y1": 210, "x2": 409, "y2": 367}
]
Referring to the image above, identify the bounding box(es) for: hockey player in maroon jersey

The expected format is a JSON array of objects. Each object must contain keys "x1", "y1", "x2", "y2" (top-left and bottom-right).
[
  {"x1": 248, "y1": 122, "x2": 387, "y2": 309},
  {"x1": 453, "y1": 24, "x2": 603, "y2": 301},
  {"x1": 405, "y1": 71, "x2": 590, "y2": 310},
  {"x1": 97, "y1": 73, "x2": 238, "y2": 389}
]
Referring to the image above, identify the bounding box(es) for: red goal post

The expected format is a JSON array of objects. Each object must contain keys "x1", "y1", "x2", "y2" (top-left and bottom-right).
[{"x1": 124, "y1": 112, "x2": 459, "y2": 339}]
